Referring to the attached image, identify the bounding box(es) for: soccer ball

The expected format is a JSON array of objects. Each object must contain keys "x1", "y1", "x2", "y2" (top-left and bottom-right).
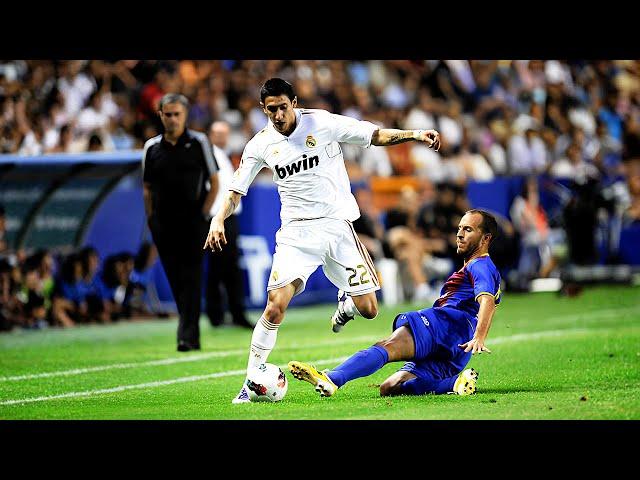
[{"x1": 245, "y1": 363, "x2": 288, "y2": 402}]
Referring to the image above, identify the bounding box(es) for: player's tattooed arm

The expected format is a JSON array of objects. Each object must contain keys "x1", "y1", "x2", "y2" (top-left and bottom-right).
[
  {"x1": 219, "y1": 191, "x2": 241, "y2": 220},
  {"x1": 371, "y1": 128, "x2": 441, "y2": 151}
]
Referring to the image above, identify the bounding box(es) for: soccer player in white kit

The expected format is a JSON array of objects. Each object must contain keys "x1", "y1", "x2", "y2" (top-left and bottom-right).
[{"x1": 203, "y1": 78, "x2": 441, "y2": 403}]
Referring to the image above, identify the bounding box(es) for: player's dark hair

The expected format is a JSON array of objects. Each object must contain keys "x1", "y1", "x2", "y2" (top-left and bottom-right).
[
  {"x1": 260, "y1": 78, "x2": 295, "y2": 103},
  {"x1": 159, "y1": 93, "x2": 189, "y2": 112},
  {"x1": 466, "y1": 209, "x2": 498, "y2": 244}
]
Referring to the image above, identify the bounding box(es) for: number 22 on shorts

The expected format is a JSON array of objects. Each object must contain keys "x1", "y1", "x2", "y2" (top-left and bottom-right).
[{"x1": 346, "y1": 264, "x2": 370, "y2": 287}]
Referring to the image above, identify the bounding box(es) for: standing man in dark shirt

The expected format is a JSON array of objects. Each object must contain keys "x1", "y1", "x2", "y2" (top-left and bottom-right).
[
  {"x1": 206, "y1": 121, "x2": 252, "y2": 329},
  {"x1": 142, "y1": 93, "x2": 219, "y2": 352}
]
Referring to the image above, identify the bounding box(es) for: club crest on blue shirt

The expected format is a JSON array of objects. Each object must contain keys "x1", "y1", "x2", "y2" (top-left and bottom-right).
[{"x1": 305, "y1": 135, "x2": 317, "y2": 148}]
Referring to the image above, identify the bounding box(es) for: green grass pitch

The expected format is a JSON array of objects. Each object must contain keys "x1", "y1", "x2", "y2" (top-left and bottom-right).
[{"x1": 1, "y1": 285, "x2": 639, "y2": 420}]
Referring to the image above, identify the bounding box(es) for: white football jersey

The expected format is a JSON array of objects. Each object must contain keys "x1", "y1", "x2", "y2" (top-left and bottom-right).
[{"x1": 229, "y1": 108, "x2": 378, "y2": 224}]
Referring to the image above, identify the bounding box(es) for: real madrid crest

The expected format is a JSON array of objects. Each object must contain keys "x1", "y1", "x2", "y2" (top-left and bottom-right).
[{"x1": 305, "y1": 135, "x2": 317, "y2": 148}]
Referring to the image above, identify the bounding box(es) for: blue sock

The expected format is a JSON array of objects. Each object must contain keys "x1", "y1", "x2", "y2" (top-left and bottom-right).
[{"x1": 326, "y1": 345, "x2": 389, "y2": 388}]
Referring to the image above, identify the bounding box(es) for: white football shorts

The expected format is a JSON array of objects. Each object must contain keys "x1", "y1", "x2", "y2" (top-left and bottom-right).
[{"x1": 267, "y1": 218, "x2": 380, "y2": 297}]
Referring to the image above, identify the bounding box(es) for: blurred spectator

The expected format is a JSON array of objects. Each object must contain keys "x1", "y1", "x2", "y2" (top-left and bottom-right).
[
  {"x1": 99, "y1": 253, "x2": 132, "y2": 321},
  {"x1": 118, "y1": 252, "x2": 136, "y2": 319},
  {"x1": 352, "y1": 187, "x2": 386, "y2": 262},
  {"x1": 450, "y1": 126, "x2": 494, "y2": 181},
  {"x1": 598, "y1": 87, "x2": 624, "y2": 142},
  {"x1": 31, "y1": 249, "x2": 55, "y2": 320},
  {"x1": 486, "y1": 211, "x2": 520, "y2": 280},
  {"x1": 358, "y1": 143, "x2": 393, "y2": 178},
  {"x1": 47, "y1": 123, "x2": 73, "y2": 153},
  {"x1": 0, "y1": 60, "x2": 636, "y2": 176},
  {"x1": 563, "y1": 176, "x2": 614, "y2": 265},
  {"x1": 540, "y1": 126, "x2": 563, "y2": 171},
  {"x1": 57, "y1": 60, "x2": 96, "y2": 119},
  {"x1": 0, "y1": 258, "x2": 17, "y2": 330},
  {"x1": 128, "y1": 242, "x2": 157, "y2": 317},
  {"x1": 509, "y1": 177, "x2": 564, "y2": 287},
  {"x1": 508, "y1": 125, "x2": 547, "y2": 175},
  {"x1": 51, "y1": 253, "x2": 84, "y2": 327},
  {"x1": 76, "y1": 90, "x2": 110, "y2": 136},
  {"x1": 550, "y1": 141, "x2": 600, "y2": 181},
  {"x1": 205, "y1": 120, "x2": 251, "y2": 328},
  {"x1": 109, "y1": 115, "x2": 136, "y2": 150},
  {"x1": 484, "y1": 119, "x2": 510, "y2": 175},
  {"x1": 79, "y1": 246, "x2": 109, "y2": 323},
  {"x1": 621, "y1": 132, "x2": 640, "y2": 225},
  {"x1": 419, "y1": 183, "x2": 468, "y2": 266},
  {"x1": 87, "y1": 132, "x2": 104, "y2": 151},
  {"x1": 17, "y1": 255, "x2": 48, "y2": 329},
  {"x1": 593, "y1": 118, "x2": 623, "y2": 177},
  {"x1": 0, "y1": 204, "x2": 7, "y2": 254},
  {"x1": 409, "y1": 140, "x2": 444, "y2": 183},
  {"x1": 384, "y1": 186, "x2": 448, "y2": 302}
]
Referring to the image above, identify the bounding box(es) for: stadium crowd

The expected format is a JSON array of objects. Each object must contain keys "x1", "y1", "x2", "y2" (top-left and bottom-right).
[
  {"x1": 1, "y1": 60, "x2": 640, "y2": 329},
  {"x1": 0, "y1": 233, "x2": 157, "y2": 331}
]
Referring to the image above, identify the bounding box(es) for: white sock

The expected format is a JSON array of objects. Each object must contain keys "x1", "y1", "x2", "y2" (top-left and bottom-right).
[
  {"x1": 247, "y1": 316, "x2": 280, "y2": 371},
  {"x1": 341, "y1": 295, "x2": 362, "y2": 318}
]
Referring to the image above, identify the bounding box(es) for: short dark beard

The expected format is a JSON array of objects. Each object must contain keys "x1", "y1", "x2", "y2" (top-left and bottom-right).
[{"x1": 462, "y1": 241, "x2": 481, "y2": 263}]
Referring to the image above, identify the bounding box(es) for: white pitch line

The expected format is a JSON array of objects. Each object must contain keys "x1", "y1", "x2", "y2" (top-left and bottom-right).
[
  {"x1": 0, "y1": 350, "x2": 245, "y2": 382},
  {"x1": 490, "y1": 328, "x2": 592, "y2": 344},
  {"x1": 1, "y1": 325, "x2": 629, "y2": 407},
  {"x1": 0, "y1": 335, "x2": 378, "y2": 383},
  {"x1": 4, "y1": 304, "x2": 638, "y2": 383},
  {"x1": 3, "y1": 303, "x2": 640, "y2": 383},
  {"x1": 0, "y1": 357, "x2": 348, "y2": 406}
]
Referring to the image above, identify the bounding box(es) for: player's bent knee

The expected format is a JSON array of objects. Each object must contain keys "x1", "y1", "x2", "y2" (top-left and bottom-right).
[
  {"x1": 353, "y1": 296, "x2": 378, "y2": 319},
  {"x1": 374, "y1": 339, "x2": 398, "y2": 361},
  {"x1": 263, "y1": 301, "x2": 286, "y2": 323},
  {"x1": 361, "y1": 305, "x2": 378, "y2": 319}
]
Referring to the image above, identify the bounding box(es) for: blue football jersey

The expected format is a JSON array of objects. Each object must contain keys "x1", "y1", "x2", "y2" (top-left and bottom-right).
[{"x1": 433, "y1": 254, "x2": 501, "y2": 318}]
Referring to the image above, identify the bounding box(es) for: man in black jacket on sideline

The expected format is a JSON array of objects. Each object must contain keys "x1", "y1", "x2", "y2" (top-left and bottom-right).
[{"x1": 142, "y1": 93, "x2": 219, "y2": 352}]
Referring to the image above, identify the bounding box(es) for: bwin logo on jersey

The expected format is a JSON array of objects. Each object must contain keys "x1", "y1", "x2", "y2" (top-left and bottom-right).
[{"x1": 275, "y1": 154, "x2": 319, "y2": 179}]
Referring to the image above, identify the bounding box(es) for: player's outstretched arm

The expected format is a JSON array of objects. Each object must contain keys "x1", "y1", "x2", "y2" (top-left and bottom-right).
[
  {"x1": 459, "y1": 294, "x2": 496, "y2": 354},
  {"x1": 203, "y1": 191, "x2": 242, "y2": 251},
  {"x1": 371, "y1": 128, "x2": 441, "y2": 151}
]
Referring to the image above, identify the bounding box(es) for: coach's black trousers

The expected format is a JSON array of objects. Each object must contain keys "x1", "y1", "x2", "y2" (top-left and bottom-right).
[
  {"x1": 205, "y1": 215, "x2": 248, "y2": 326},
  {"x1": 149, "y1": 215, "x2": 209, "y2": 345}
]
